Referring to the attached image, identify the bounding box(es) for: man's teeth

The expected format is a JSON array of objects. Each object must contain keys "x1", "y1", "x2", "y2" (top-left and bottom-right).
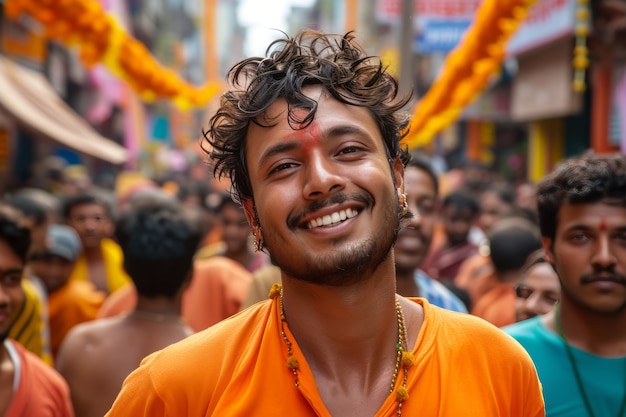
[{"x1": 307, "y1": 209, "x2": 359, "y2": 229}]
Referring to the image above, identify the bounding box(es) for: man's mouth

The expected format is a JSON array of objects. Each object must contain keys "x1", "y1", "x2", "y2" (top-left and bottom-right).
[{"x1": 306, "y1": 208, "x2": 359, "y2": 229}]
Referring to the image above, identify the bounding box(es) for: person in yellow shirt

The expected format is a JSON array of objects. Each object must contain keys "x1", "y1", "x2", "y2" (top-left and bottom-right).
[
  {"x1": 106, "y1": 30, "x2": 544, "y2": 417},
  {"x1": 61, "y1": 193, "x2": 130, "y2": 294}
]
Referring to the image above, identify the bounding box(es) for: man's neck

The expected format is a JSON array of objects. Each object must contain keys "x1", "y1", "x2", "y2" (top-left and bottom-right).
[
  {"x1": 280, "y1": 269, "x2": 403, "y2": 375},
  {"x1": 135, "y1": 296, "x2": 184, "y2": 318},
  {"x1": 83, "y1": 244, "x2": 103, "y2": 260},
  {"x1": 545, "y1": 299, "x2": 626, "y2": 356}
]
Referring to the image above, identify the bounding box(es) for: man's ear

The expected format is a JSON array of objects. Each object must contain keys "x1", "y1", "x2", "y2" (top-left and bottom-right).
[
  {"x1": 241, "y1": 198, "x2": 257, "y2": 228},
  {"x1": 542, "y1": 237, "x2": 554, "y2": 264},
  {"x1": 392, "y1": 157, "x2": 405, "y2": 194}
]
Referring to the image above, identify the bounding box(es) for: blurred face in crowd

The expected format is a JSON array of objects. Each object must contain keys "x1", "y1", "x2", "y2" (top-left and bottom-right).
[
  {"x1": 515, "y1": 262, "x2": 560, "y2": 322},
  {"x1": 442, "y1": 205, "x2": 474, "y2": 247},
  {"x1": 478, "y1": 190, "x2": 513, "y2": 234},
  {"x1": 395, "y1": 166, "x2": 437, "y2": 273},
  {"x1": 515, "y1": 183, "x2": 537, "y2": 211},
  {"x1": 544, "y1": 201, "x2": 626, "y2": 315},
  {"x1": 66, "y1": 203, "x2": 111, "y2": 250},
  {"x1": 220, "y1": 203, "x2": 252, "y2": 256},
  {"x1": 0, "y1": 239, "x2": 24, "y2": 338},
  {"x1": 29, "y1": 254, "x2": 74, "y2": 294}
]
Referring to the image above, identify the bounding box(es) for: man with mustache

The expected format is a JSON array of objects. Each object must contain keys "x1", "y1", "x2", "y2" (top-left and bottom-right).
[
  {"x1": 106, "y1": 30, "x2": 543, "y2": 416},
  {"x1": 506, "y1": 152, "x2": 626, "y2": 416}
]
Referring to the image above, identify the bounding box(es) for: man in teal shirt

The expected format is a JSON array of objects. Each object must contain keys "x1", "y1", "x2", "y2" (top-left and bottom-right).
[{"x1": 505, "y1": 153, "x2": 626, "y2": 417}]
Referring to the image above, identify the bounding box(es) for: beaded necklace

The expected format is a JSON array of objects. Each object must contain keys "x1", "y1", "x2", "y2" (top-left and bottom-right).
[
  {"x1": 271, "y1": 284, "x2": 415, "y2": 416},
  {"x1": 555, "y1": 304, "x2": 626, "y2": 417}
]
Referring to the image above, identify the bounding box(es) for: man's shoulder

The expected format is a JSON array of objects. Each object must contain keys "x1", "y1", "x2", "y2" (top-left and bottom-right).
[
  {"x1": 503, "y1": 316, "x2": 550, "y2": 347},
  {"x1": 8, "y1": 340, "x2": 69, "y2": 392},
  {"x1": 146, "y1": 301, "x2": 273, "y2": 371},
  {"x1": 422, "y1": 301, "x2": 531, "y2": 359}
]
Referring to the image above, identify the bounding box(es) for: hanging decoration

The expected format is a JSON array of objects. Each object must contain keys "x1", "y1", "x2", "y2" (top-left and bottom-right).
[
  {"x1": 402, "y1": 0, "x2": 540, "y2": 149},
  {"x1": 572, "y1": 0, "x2": 590, "y2": 93},
  {"x1": 4, "y1": 0, "x2": 223, "y2": 111}
]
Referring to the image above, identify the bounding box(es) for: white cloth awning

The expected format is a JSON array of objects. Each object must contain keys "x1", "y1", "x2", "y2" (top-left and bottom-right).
[{"x1": 0, "y1": 56, "x2": 127, "y2": 164}]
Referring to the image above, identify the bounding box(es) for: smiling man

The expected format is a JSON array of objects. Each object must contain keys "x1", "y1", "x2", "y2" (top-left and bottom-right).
[
  {"x1": 506, "y1": 152, "x2": 626, "y2": 416},
  {"x1": 106, "y1": 30, "x2": 543, "y2": 417},
  {"x1": 0, "y1": 207, "x2": 74, "y2": 417}
]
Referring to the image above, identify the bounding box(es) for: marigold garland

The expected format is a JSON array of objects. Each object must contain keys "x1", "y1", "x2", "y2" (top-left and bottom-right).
[
  {"x1": 4, "y1": 0, "x2": 223, "y2": 110},
  {"x1": 402, "y1": 0, "x2": 540, "y2": 149}
]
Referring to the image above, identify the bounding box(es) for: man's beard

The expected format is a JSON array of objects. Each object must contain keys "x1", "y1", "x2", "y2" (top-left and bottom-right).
[
  {"x1": 265, "y1": 192, "x2": 401, "y2": 287},
  {"x1": 0, "y1": 329, "x2": 8, "y2": 344}
]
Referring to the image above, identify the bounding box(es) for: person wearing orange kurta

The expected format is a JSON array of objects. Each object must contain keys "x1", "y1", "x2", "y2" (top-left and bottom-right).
[
  {"x1": 107, "y1": 298, "x2": 543, "y2": 416},
  {"x1": 107, "y1": 30, "x2": 543, "y2": 416},
  {"x1": 28, "y1": 224, "x2": 105, "y2": 357}
]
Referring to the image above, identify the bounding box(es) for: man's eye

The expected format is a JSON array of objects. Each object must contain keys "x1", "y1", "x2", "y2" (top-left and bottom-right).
[
  {"x1": 2, "y1": 273, "x2": 22, "y2": 287},
  {"x1": 338, "y1": 146, "x2": 361, "y2": 155},
  {"x1": 270, "y1": 162, "x2": 297, "y2": 174},
  {"x1": 571, "y1": 233, "x2": 589, "y2": 243}
]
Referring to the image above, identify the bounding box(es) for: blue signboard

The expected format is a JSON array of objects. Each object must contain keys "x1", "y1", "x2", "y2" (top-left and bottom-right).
[{"x1": 415, "y1": 19, "x2": 472, "y2": 53}]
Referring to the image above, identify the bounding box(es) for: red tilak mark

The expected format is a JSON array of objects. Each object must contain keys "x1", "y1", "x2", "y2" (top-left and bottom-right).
[
  {"x1": 291, "y1": 122, "x2": 322, "y2": 154},
  {"x1": 599, "y1": 218, "x2": 607, "y2": 231}
]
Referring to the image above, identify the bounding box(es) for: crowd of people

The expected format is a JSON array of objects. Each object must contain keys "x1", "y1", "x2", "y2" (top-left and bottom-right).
[{"x1": 0, "y1": 30, "x2": 624, "y2": 417}]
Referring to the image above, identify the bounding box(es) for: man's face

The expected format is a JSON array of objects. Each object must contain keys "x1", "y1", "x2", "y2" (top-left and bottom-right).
[
  {"x1": 243, "y1": 86, "x2": 403, "y2": 286},
  {"x1": 544, "y1": 201, "x2": 626, "y2": 315},
  {"x1": 478, "y1": 191, "x2": 512, "y2": 234},
  {"x1": 66, "y1": 203, "x2": 110, "y2": 250},
  {"x1": 29, "y1": 254, "x2": 74, "y2": 294},
  {"x1": 515, "y1": 262, "x2": 560, "y2": 322},
  {"x1": 395, "y1": 166, "x2": 437, "y2": 273},
  {"x1": 0, "y1": 239, "x2": 25, "y2": 337},
  {"x1": 220, "y1": 203, "x2": 251, "y2": 255},
  {"x1": 442, "y1": 205, "x2": 474, "y2": 247}
]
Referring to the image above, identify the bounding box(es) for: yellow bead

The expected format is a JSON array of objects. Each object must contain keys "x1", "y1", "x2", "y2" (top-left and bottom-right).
[
  {"x1": 268, "y1": 283, "x2": 282, "y2": 299},
  {"x1": 574, "y1": 45, "x2": 588, "y2": 56},
  {"x1": 396, "y1": 386, "x2": 409, "y2": 402},
  {"x1": 576, "y1": 8, "x2": 589, "y2": 20},
  {"x1": 572, "y1": 56, "x2": 589, "y2": 68},
  {"x1": 286, "y1": 355, "x2": 299, "y2": 370},
  {"x1": 575, "y1": 25, "x2": 589, "y2": 37},
  {"x1": 573, "y1": 79, "x2": 586, "y2": 92}
]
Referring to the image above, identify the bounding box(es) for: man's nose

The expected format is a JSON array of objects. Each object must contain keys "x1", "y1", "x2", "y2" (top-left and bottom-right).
[
  {"x1": 302, "y1": 153, "x2": 346, "y2": 199},
  {"x1": 592, "y1": 235, "x2": 616, "y2": 269}
]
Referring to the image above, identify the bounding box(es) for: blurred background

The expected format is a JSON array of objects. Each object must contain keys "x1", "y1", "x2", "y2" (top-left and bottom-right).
[{"x1": 0, "y1": 0, "x2": 624, "y2": 196}]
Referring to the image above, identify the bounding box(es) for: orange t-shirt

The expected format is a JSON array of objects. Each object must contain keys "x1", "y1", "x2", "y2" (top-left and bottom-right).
[
  {"x1": 48, "y1": 281, "x2": 105, "y2": 357},
  {"x1": 471, "y1": 283, "x2": 517, "y2": 328},
  {"x1": 106, "y1": 298, "x2": 544, "y2": 416},
  {"x1": 5, "y1": 340, "x2": 74, "y2": 417}
]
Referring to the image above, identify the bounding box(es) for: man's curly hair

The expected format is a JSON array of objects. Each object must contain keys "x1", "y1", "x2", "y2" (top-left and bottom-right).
[
  {"x1": 536, "y1": 152, "x2": 626, "y2": 240},
  {"x1": 202, "y1": 30, "x2": 412, "y2": 203}
]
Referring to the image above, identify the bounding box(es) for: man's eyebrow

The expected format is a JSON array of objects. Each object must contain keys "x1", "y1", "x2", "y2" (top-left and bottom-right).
[
  {"x1": 258, "y1": 141, "x2": 301, "y2": 168},
  {"x1": 0, "y1": 267, "x2": 23, "y2": 275}
]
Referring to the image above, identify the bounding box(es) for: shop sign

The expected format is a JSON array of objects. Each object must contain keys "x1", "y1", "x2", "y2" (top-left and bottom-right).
[
  {"x1": 508, "y1": 0, "x2": 576, "y2": 56},
  {"x1": 376, "y1": 0, "x2": 481, "y2": 53}
]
